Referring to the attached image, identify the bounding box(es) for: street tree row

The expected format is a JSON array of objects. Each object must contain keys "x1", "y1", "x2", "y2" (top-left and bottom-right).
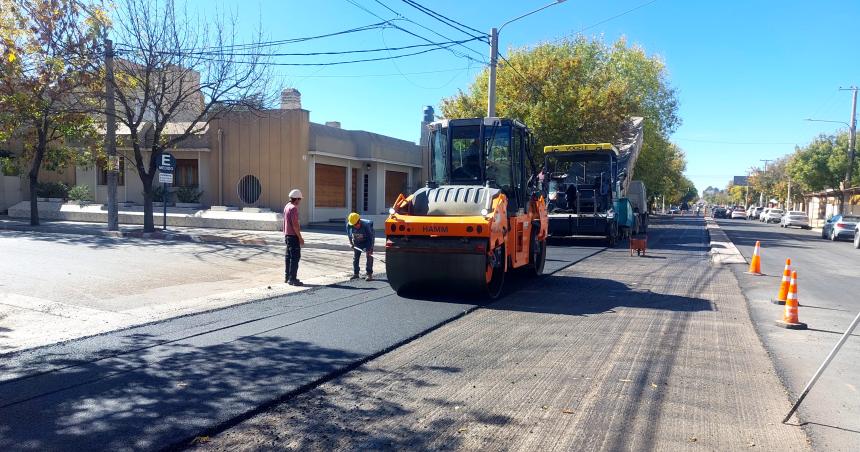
[{"x1": 440, "y1": 36, "x2": 695, "y2": 205}]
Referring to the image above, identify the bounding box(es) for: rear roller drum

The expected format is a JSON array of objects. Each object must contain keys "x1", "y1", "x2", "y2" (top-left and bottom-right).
[{"x1": 530, "y1": 229, "x2": 547, "y2": 276}]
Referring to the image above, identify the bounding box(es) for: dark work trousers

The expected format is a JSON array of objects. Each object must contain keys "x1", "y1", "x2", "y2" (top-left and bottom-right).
[
  {"x1": 285, "y1": 235, "x2": 301, "y2": 281},
  {"x1": 353, "y1": 248, "x2": 373, "y2": 275}
]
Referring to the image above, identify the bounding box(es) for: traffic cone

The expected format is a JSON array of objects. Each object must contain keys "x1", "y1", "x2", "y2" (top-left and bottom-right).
[
  {"x1": 772, "y1": 258, "x2": 791, "y2": 305},
  {"x1": 775, "y1": 271, "x2": 807, "y2": 330},
  {"x1": 746, "y1": 241, "x2": 763, "y2": 275}
]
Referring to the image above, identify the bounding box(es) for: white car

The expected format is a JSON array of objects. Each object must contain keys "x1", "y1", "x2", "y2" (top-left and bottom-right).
[
  {"x1": 759, "y1": 208, "x2": 770, "y2": 221},
  {"x1": 780, "y1": 211, "x2": 810, "y2": 229},
  {"x1": 762, "y1": 208, "x2": 784, "y2": 224},
  {"x1": 730, "y1": 208, "x2": 746, "y2": 219}
]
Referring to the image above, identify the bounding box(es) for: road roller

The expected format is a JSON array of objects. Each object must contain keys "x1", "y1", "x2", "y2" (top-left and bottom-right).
[{"x1": 385, "y1": 117, "x2": 548, "y2": 298}]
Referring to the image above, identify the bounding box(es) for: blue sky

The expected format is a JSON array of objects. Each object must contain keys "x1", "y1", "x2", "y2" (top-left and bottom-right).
[{"x1": 175, "y1": 0, "x2": 860, "y2": 193}]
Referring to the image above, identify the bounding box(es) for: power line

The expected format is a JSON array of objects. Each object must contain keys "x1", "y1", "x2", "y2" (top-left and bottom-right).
[
  {"x1": 399, "y1": 0, "x2": 487, "y2": 40},
  {"x1": 553, "y1": 0, "x2": 659, "y2": 42},
  {"x1": 373, "y1": 0, "x2": 488, "y2": 62},
  {"x1": 674, "y1": 137, "x2": 798, "y2": 145},
  {"x1": 346, "y1": 0, "x2": 486, "y2": 65},
  {"x1": 122, "y1": 37, "x2": 483, "y2": 58},
  {"x1": 170, "y1": 40, "x2": 469, "y2": 67},
  {"x1": 271, "y1": 66, "x2": 472, "y2": 78}
]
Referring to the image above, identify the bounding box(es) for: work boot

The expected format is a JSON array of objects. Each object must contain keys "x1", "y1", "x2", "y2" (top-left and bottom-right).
[
  {"x1": 350, "y1": 274, "x2": 360, "y2": 280},
  {"x1": 288, "y1": 279, "x2": 304, "y2": 287},
  {"x1": 365, "y1": 273, "x2": 373, "y2": 282}
]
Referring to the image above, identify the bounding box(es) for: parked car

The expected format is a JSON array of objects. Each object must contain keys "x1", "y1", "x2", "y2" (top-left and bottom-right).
[
  {"x1": 747, "y1": 206, "x2": 764, "y2": 220},
  {"x1": 668, "y1": 206, "x2": 680, "y2": 215},
  {"x1": 759, "y1": 208, "x2": 770, "y2": 222},
  {"x1": 854, "y1": 225, "x2": 860, "y2": 249},
  {"x1": 731, "y1": 208, "x2": 747, "y2": 219},
  {"x1": 762, "y1": 208, "x2": 784, "y2": 224},
  {"x1": 821, "y1": 215, "x2": 860, "y2": 241},
  {"x1": 780, "y1": 211, "x2": 810, "y2": 229},
  {"x1": 713, "y1": 207, "x2": 730, "y2": 219}
]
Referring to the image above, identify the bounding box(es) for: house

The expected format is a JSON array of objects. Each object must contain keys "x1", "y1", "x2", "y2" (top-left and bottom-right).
[{"x1": 5, "y1": 87, "x2": 427, "y2": 227}]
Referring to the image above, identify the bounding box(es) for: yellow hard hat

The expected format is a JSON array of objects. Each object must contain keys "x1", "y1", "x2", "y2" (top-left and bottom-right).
[{"x1": 347, "y1": 212, "x2": 360, "y2": 226}]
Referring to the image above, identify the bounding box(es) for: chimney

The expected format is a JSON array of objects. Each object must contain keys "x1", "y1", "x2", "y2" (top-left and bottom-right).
[
  {"x1": 325, "y1": 121, "x2": 341, "y2": 129},
  {"x1": 280, "y1": 88, "x2": 301, "y2": 110},
  {"x1": 423, "y1": 105, "x2": 434, "y2": 123}
]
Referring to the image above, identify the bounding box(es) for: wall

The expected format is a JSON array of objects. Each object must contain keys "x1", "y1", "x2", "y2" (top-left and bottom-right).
[
  {"x1": 208, "y1": 109, "x2": 310, "y2": 225},
  {"x1": 0, "y1": 175, "x2": 23, "y2": 212}
]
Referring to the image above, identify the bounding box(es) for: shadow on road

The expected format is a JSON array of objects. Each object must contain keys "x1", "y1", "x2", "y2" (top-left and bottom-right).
[{"x1": 0, "y1": 335, "x2": 374, "y2": 451}]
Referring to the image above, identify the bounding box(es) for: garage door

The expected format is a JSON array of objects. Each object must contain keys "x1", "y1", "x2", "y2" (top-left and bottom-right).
[
  {"x1": 385, "y1": 170, "x2": 408, "y2": 207},
  {"x1": 315, "y1": 164, "x2": 346, "y2": 208}
]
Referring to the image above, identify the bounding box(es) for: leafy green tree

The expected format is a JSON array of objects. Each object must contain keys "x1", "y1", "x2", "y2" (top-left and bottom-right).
[
  {"x1": 787, "y1": 132, "x2": 858, "y2": 193},
  {"x1": 0, "y1": 0, "x2": 102, "y2": 225},
  {"x1": 439, "y1": 36, "x2": 688, "y2": 204}
]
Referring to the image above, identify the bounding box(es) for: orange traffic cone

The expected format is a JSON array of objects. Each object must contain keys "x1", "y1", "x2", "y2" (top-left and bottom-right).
[
  {"x1": 746, "y1": 241, "x2": 763, "y2": 275},
  {"x1": 775, "y1": 271, "x2": 807, "y2": 330},
  {"x1": 772, "y1": 258, "x2": 792, "y2": 305}
]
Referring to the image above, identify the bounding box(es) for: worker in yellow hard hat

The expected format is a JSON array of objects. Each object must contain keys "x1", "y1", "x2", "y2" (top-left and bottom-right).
[{"x1": 346, "y1": 212, "x2": 375, "y2": 281}]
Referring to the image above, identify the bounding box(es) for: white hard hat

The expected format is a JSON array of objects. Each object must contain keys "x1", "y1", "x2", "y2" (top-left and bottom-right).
[{"x1": 289, "y1": 188, "x2": 303, "y2": 199}]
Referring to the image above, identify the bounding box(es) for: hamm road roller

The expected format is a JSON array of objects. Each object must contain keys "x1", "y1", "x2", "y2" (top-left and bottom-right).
[{"x1": 385, "y1": 117, "x2": 548, "y2": 298}]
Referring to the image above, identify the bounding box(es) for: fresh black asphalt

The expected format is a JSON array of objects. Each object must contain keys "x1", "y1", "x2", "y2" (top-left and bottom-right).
[{"x1": 0, "y1": 239, "x2": 604, "y2": 451}]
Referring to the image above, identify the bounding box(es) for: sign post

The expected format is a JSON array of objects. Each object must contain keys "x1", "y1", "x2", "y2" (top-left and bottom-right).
[{"x1": 158, "y1": 152, "x2": 176, "y2": 230}]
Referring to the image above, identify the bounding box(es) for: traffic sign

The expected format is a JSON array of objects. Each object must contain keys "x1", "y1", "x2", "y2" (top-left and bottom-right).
[
  {"x1": 158, "y1": 152, "x2": 176, "y2": 173},
  {"x1": 158, "y1": 172, "x2": 173, "y2": 184}
]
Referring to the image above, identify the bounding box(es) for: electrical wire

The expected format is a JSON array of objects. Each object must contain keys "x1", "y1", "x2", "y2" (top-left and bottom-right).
[
  {"x1": 400, "y1": 0, "x2": 486, "y2": 38},
  {"x1": 373, "y1": 0, "x2": 488, "y2": 62}
]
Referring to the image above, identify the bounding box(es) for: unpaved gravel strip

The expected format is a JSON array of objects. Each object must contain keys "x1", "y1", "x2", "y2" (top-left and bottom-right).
[{"x1": 193, "y1": 218, "x2": 811, "y2": 451}]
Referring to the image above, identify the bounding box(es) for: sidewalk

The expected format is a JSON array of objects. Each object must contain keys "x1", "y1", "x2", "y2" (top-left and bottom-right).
[
  {"x1": 0, "y1": 217, "x2": 386, "y2": 354},
  {"x1": 0, "y1": 216, "x2": 385, "y2": 252}
]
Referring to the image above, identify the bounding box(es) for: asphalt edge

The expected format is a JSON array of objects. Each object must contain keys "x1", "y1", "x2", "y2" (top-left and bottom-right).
[
  {"x1": 709, "y1": 218, "x2": 816, "y2": 447},
  {"x1": 705, "y1": 216, "x2": 748, "y2": 265}
]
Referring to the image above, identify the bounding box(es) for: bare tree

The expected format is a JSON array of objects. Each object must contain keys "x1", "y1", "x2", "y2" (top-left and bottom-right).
[
  {"x1": 0, "y1": 0, "x2": 103, "y2": 225},
  {"x1": 108, "y1": 0, "x2": 271, "y2": 232}
]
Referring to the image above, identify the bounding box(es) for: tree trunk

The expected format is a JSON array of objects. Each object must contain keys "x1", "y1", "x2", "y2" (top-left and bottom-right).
[
  {"x1": 27, "y1": 135, "x2": 47, "y2": 226},
  {"x1": 142, "y1": 177, "x2": 154, "y2": 232}
]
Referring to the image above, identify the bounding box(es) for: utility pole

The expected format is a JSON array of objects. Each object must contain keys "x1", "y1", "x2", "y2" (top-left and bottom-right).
[
  {"x1": 840, "y1": 87, "x2": 857, "y2": 185},
  {"x1": 486, "y1": 1, "x2": 565, "y2": 118},
  {"x1": 787, "y1": 178, "x2": 792, "y2": 210},
  {"x1": 105, "y1": 38, "x2": 118, "y2": 231},
  {"x1": 760, "y1": 160, "x2": 772, "y2": 206},
  {"x1": 487, "y1": 27, "x2": 498, "y2": 118}
]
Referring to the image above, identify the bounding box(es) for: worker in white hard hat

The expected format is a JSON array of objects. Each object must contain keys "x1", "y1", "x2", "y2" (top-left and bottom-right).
[
  {"x1": 283, "y1": 188, "x2": 305, "y2": 285},
  {"x1": 347, "y1": 212, "x2": 375, "y2": 281}
]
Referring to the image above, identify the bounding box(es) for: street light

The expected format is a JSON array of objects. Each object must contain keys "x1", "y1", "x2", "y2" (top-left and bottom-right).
[{"x1": 487, "y1": 0, "x2": 566, "y2": 118}]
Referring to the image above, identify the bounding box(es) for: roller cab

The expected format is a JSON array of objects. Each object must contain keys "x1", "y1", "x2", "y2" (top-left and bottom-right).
[{"x1": 385, "y1": 118, "x2": 548, "y2": 298}]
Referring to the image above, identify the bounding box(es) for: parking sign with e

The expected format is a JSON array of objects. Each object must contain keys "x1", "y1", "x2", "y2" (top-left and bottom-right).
[{"x1": 159, "y1": 153, "x2": 176, "y2": 172}]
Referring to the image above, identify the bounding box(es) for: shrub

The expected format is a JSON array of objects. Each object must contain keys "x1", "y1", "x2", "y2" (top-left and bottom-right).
[
  {"x1": 0, "y1": 150, "x2": 19, "y2": 176},
  {"x1": 175, "y1": 185, "x2": 203, "y2": 203},
  {"x1": 35, "y1": 182, "x2": 69, "y2": 199},
  {"x1": 147, "y1": 185, "x2": 168, "y2": 202},
  {"x1": 67, "y1": 185, "x2": 92, "y2": 204}
]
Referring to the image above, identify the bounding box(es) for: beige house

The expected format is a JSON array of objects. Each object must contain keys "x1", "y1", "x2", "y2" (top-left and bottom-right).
[{"x1": 4, "y1": 89, "x2": 425, "y2": 227}]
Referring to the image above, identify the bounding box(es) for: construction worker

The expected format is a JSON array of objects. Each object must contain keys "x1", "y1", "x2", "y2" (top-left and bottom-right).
[
  {"x1": 283, "y1": 189, "x2": 304, "y2": 286},
  {"x1": 347, "y1": 212, "x2": 375, "y2": 281}
]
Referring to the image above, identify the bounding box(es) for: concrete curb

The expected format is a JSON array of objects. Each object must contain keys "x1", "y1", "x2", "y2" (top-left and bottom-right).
[{"x1": 705, "y1": 216, "x2": 748, "y2": 265}]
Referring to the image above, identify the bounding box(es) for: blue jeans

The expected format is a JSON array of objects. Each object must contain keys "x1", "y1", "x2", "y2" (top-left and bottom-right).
[
  {"x1": 353, "y1": 248, "x2": 373, "y2": 275},
  {"x1": 285, "y1": 235, "x2": 300, "y2": 281}
]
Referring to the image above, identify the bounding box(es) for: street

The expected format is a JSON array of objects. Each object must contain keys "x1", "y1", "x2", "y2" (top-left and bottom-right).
[
  {"x1": 0, "y1": 216, "x2": 812, "y2": 451},
  {"x1": 716, "y1": 217, "x2": 860, "y2": 451}
]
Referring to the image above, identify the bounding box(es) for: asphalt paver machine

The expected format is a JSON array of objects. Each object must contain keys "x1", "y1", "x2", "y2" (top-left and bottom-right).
[{"x1": 385, "y1": 117, "x2": 548, "y2": 298}]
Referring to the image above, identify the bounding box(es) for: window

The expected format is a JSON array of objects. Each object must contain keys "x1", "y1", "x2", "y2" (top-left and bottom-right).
[
  {"x1": 385, "y1": 171, "x2": 408, "y2": 207},
  {"x1": 363, "y1": 174, "x2": 369, "y2": 212},
  {"x1": 484, "y1": 126, "x2": 512, "y2": 193},
  {"x1": 174, "y1": 159, "x2": 198, "y2": 187},
  {"x1": 451, "y1": 125, "x2": 481, "y2": 183},
  {"x1": 97, "y1": 157, "x2": 125, "y2": 186},
  {"x1": 315, "y1": 164, "x2": 346, "y2": 208},
  {"x1": 430, "y1": 128, "x2": 448, "y2": 183}
]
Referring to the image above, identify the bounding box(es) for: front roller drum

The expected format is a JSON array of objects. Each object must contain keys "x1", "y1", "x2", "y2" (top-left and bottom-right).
[{"x1": 386, "y1": 238, "x2": 505, "y2": 299}]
